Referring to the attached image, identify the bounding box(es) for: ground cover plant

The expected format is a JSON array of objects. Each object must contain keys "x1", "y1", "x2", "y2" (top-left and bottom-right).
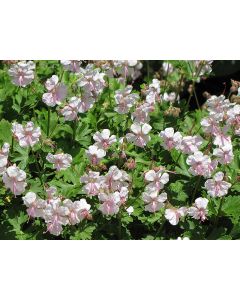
[{"x1": 0, "y1": 60, "x2": 240, "y2": 240}]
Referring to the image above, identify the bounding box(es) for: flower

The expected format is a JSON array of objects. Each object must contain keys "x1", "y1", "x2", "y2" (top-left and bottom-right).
[
  {"x1": 165, "y1": 207, "x2": 187, "y2": 225},
  {"x1": 204, "y1": 172, "x2": 231, "y2": 197},
  {"x1": 93, "y1": 129, "x2": 117, "y2": 150},
  {"x1": 44, "y1": 199, "x2": 70, "y2": 236},
  {"x1": 213, "y1": 126, "x2": 232, "y2": 148},
  {"x1": 12, "y1": 121, "x2": 41, "y2": 147},
  {"x1": 60, "y1": 60, "x2": 82, "y2": 73},
  {"x1": 188, "y1": 197, "x2": 208, "y2": 221},
  {"x1": 114, "y1": 86, "x2": 139, "y2": 114},
  {"x1": 46, "y1": 153, "x2": 72, "y2": 171},
  {"x1": 144, "y1": 169, "x2": 169, "y2": 192},
  {"x1": 22, "y1": 192, "x2": 46, "y2": 218},
  {"x1": 98, "y1": 192, "x2": 120, "y2": 215},
  {"x1": 162, "y1": 62, "x2": 174, "y2": 76},
  {"x1": 8, "y1": 61, "x2": 35, "y2": 87},
  {"x1": 131, "y1": 102, "x2": 153, "y2": 124},
  {"x1": 186, "y1": 151, "x2": 217, "y2": 178},
  {"x1": 213, "y1": 144, "x2": 234, "y2": 165},
  {"x1": 61, "y1": 97, "x2": 81, "y2": 121},
  {"x1": 42, "y1": 75, "x2": 67, "y2": 107},
  {"x1": 179, "y1": 135, "x2": 203, "y2": 154},
  {"x1": 62, "y1": 198, "x2": 91, "y2": 225},
  {"x1": 2, "y1": 164, "x2": 27, "y2": 196},
  {"x1": 0, "y1": 143, "x2": 10, "y2": 174},
  {"x1": 85, "y1": 145, "x2": 106, "y2": 165},
  {"x1": 142, "y1": 191, "x2": 167, "y2": 213},
  {"x1": 159, "y1": 127, "x2": 182, "y2": 150},
  {"x1": 126, "y1": 122, "x2": 152, "y2": 148},
  {"x1": 80, "y1": 171, "x2": 101, "y2": 196},
  {"x1": 200, "y1": 115, "x2": 221, "y2": 135},
  {"x1": 101, "y1": 165, "x2": 130, "y2": 193},
  {"x1": 126, "y1": 206, "x2": 134, "y2": 215},
  {"x1": 162, "y1": 92, "x2": 179, "y2": 104}
]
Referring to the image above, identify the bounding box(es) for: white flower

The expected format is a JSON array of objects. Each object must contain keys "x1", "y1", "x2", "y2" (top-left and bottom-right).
[
  {"x1": 165, "y1": 207, "x2": 187, "y2": 225},
  {"x1": 159, "y1": 127, "x2": 182, "y2": 150},
  {"x1": 126, "y1": 206, "x2": 134, "y2": 215},
  {"x1": 46, "y1": 153, "x2": 72, "y2": 171},
  {"x1": 12, "y1": 121, "x2": 41, "y2": 147},
  {"x1": 213, "y1": 144, "x2": 234, "y2": 165},
  {"x1": 143, "y1": 191, "x2": 167, "y2": 213},
  {"x1": 85, "y1": 145, "x2": 106, "y2": 165},
  {"x1": 144, "y1": 169, "x2": 169, "y2": 192},
  {"x1": 42, "y1": 75, "x2": 67, "y2": 107},
  {"x1": 126, "y1": 122, "x2": 152, "y2": 148},
  {"x1": 80, "y1": 171, "x2": 101, "y2": 196},
  {"x1": 204, "y1": 172, "x2": 231, "y2": 197},
  {"x1": 2, "y1": 164, "x2": 27, "y2": 196},
  {"x1": 93, "y1": 129, "x2": 117, "y2": 150},
  {"x1": 61, "y1": 60, "x2": 82, "y2": 73},
  {"x1": 8, "y1": 61, "x2": 35, "y2": 87},
  {"x1": 0, "y1": 143, "x2": 10, "y2": 174},
  {"x1": 61, "y1": 97, "x2": 81, "y2": 121},
  {"x1": 114, "y1": 86, "x2": 139, "y2": 114},
  {"x1": 188, "y1": 197, "x2": 208, "y2": 222},
  {"x1": 22, "y1": 192, "x2": 46, "y2": 218},
  {"x1": 98, "y1": 192, "x2": 120, "y2": 215}
]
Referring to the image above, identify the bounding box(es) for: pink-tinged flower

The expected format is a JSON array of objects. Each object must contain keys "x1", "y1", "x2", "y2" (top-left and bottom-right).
[
  {"x1": 45, "y1": 186, "x2": 59, "y2": 203},
  {"x1": 86, "y1": 145, "x2": 106, "y2": 165},
  {"x1": 2, "y1": 164, "x2": 27, "y2": 196},
  {"x1": 186, "y1": 151, "x2": 216, "y2": 178},
  {"x1": 119, "y1": 186, "x2": 129, "y2": 205},
  {"x1": 143, "y1": 191, "x2": 167, "y2": 213},
  {"x1": 126, "y1": 122, "x2": 152, "y2": 148},
  {"x1": 204, "y1": 172, "x2": 231, "y2": 197},
  {"x1": 0, "y1": 143, "x2": 10, "y2": 174},
  {"x1": 226, "y1": 105, "x2": 240, "y2": 135},
  {"x1": 78, "y1": 94, "x2": 95, "y2": 113},
  {"x1": 46, "y1": 153, "x2": 72, "y2": 171},
  {"x1": 8, "y1": 61, "x2": 35, "y2": 87},
  {"x1": 206, "y1": 95, "x2": 231, "y2": 119},
  {"x1": 63, "y1": 198, "x2": 91, "y2": 225},
  {"x1": 114, "y1": 86, "x2": 139, "y2": 114},
  {"x1": 144, "y1": 169, "x2": 169, "y2": 192},
  {"x1": 188, "y1": 197, "x2": 208, "y2": 222},
  {"x1": 93, "y1": 129, "x2": 117, "y2": 150},
  {"x1": 126, "y1": 206, "x2": 134, "y2": 215},
  {"x1": 165, "y1": 207, "x2": 187, "y2": 225},
  {"x1": 60, "y1": 60, "x2": 82, "y2": 73},
  {"x1": 159, "y1": 127, "x2": 182, "y2": 151},
  {"x1": 213, "y1": 144, "x2": 234, "y2": 165},
  {"x1": 179, "y1": 135, "x2": 203, "y2": 154},
  {"x1": 101, "y1": 166, "x2": 130, "y2": 192},
  {"x1": 131, "y1": 102, "x2": 154, "y2": 124},
  {"x1": 162, "y1": 62, "x2": 174, "y2": 76},
  {"x1": 44, "y1": 199, "x2": 70, "y2": 236},
  {"x1": 12, "y1": 121, "x2": 41, "y2": 147},
  {"x1": 200, "y1": 115, "x2": 221, "y2": 135},
  {"x1": 213, "y1": 126, "x2": 231, "y2": 148},
  {"x1": 77, "y1": 64, "x2": 106, "y2": 96},
  {"x1": 22, "y1": 192, "x2": 46, "y2": 218},
  {"x1": 145, "y1": 79, "x2": 161, "y2": 104},
  {"x1": 113, "y1": 60, "x2": 142, "y2": 80},
  {"x1": 98, "y1": 192, "x2": 120, "y2": 216},
  {"x1": 80, "y1": 171, "x2": 101, "y2": 196},
  {"x1": 61, "y1": 97, "x2": 81, "y2": 121},
  {"x1": 162, "y1": 92, "x2": 179, "y2": 104},
  {"x1": 42, "y1": 75, "x2": 67, "y2": 107}
]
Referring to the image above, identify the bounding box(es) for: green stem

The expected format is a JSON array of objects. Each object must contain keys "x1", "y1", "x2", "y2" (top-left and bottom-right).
[
  {"x1": 191, "y1": 176, "x2": 201, "y2": 203},
  {"x1": 175, "y1": 152, "x2": 182, "y2": 165},
  {"x1": 47, "y1": 107, "x2": 51, "y2": 137},
  {"x1": 214, "y1": 197, "x2": 224, "y2": 227},
  {"x1": 154, "y1": 220, "x2": 165, "y2": 240},
  {"x1": 117, "y1": 212, "x2": 122, "y2": 240},
  {"x1": 72, "y1": 119, "x2": 77, "y2": 146}
]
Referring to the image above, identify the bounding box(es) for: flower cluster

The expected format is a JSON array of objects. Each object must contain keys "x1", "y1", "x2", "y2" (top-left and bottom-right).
[
  {"x1": 12, "y1": 121, "x2": 41, "y2": 147},
  {"x1": 42, "y1": 75, "x2": 67, "y2": 107},
  {"x1": 22, "y1": 188, "x2": 91, "y2": 236}
]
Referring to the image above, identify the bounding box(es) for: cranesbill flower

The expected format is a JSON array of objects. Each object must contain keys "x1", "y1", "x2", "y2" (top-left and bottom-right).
[
  {"x1": 60, "y1": 60, "x2": 82, "y2": 73},
  {"x1": 80, "y1": 171, "x2": 101, "y2": 196},
  {"x1": 179, "y1": 135, "x2": 203, "y2": 154},
  {"x1": 42, "y1": 75, "x2": 67, "y2": 107},
  {"x1": 162, "y1": 92, "x2": 179, "y2": 104},
  {"x1": 200, "y1": 115, "x2": 221, "y2": 135},
  {"x1": 0, "y1": 143, "x2": 10, "y2": 174},
  {"x1": 213, "y1": 144, "x2": 234, "y2": 165},
  {"x1": 126, "y1": 122, "x2": 152, "y2": 148},
  {"x1": 86, "y1": 145, "x2": 106, "y2": 165},
  {"x1": 114, "y1": 86, "x2": 139, "y2": 114},
  {"x1": 142, "y1": 191, "x2": 167, "y2": 213},
  {"x1": 98, "y1": 192, "x2": 120, "y2": 215},
  {"x1": 2, "y1": 164, "x2": 27, "y2": 196},
  {"x1": 159, "y1": 127, "x2": 182, "y2": 151},
  {"x1": 144, "y1": 169, "x2": 169, "y2": 192},
  {"x1": 61, "y1": 97, "x2": 81, "y2": 121},
  {"x1": 8, "y1": 61, "x2": 35, "y2": 87},
  {"x1": 165, "y1": 207, "x2": 187, "y2": 225},
  {"x1": 213, "y1": 126, "x2": 232, "y2": 148},
  {"x1": 12, "y1": 121, "x2": 41, "y2": 147},
  {"x1": 62, "y1": 198, "x2": 91, "y2": 225},
  {"x1": 188, "y1": 197, "x2": 208, "y2": 222},
  {"x1": 22, "y1": 192, "x2": 46, "y2": 218},
  {"x1": 204, "y1": 172, "x2": 231, "y2": 197},
  {"x1": 93, "y1": 129, "x2": 117, "y2": 150},
  {"x1": 101, "y1": 166, "x2": 130, "y2": 192},
  {"x1": 46, "y1": 153, "x2": 72, "y2": 171},
  {"x1": 131, "y1": 102, "x2": 154, "y2": 124}
]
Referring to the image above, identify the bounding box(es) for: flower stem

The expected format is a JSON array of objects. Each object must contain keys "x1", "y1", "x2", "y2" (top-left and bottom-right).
[
  {"x1": 154, "y1": 220, "x2": 165, "y2": 239},
  {"x1": 47, "y1": 107, "x2": 51, "y2": 137},
  {"x1": 72, "y1": 119, "x2": 77, "y2": 146},
  {"x1": 117, "y1": 212, "x2": 122, "y2": 240},
  {"x1": 191, "y1": 176, "x2": 201, "y2": 203},
  {"x1": 214, "y1": 197, "x2": 224, "y2": 227}
]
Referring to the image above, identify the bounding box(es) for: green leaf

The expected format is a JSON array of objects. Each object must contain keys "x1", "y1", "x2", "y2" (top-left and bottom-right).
[{"x1": 0, "y1": 119, "x2": 12, "y2": 144}]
